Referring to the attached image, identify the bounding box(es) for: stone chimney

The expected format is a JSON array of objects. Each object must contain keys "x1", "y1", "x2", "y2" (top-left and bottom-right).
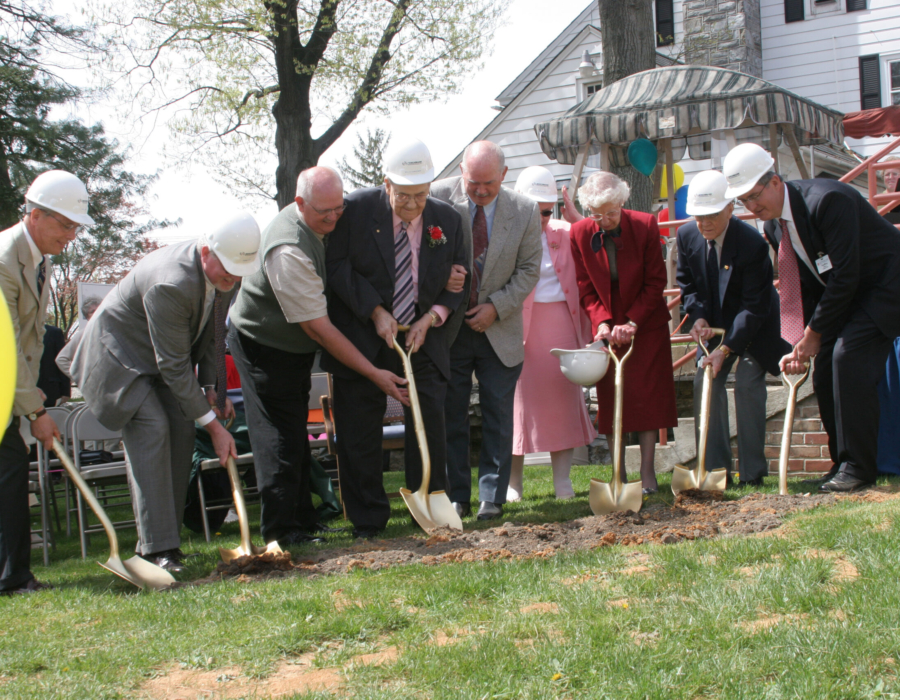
[{"x1": 682, "y1": 0, "x2": 763, "y2": 77}]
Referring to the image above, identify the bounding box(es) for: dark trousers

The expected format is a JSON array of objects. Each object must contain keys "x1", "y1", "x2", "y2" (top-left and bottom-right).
[
  {"x1": 814, "y1": 307, "x2": 893, "y2": 483},
  {"x1": 229, "y1": 327, "x2": 317, "y2": 541},
  {"x1": 0, "y1": 418, "x2": 33, "y2": 591},
  {"x1": 445, "y1": 324, "x2": 523, "y2": 505},
  {"x1": 332, "y1": 331, "x2": 447, "y2": 531}
]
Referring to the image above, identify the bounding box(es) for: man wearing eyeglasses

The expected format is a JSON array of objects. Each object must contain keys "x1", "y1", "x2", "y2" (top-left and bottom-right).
[
  {"x1": 322, "y1": 139, "x2": 466, "y2": 538},
  {"x1": 723, "y1": 143, "x2": 900, "y2": 493},
  {"x1": 229, "y1": 166, "x2": 409, "y2": 546},
  {"x1": 1, "y1": 170, "x2": 93, "y2": 595}
]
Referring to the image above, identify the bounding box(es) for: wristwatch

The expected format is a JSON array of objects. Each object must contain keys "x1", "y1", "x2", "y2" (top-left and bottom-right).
[
  {"x1": 25, "y1": 407, "x2": 47, "y2": 422},
  {"x1": 626, "y1": 320, "x2": 638, "y2": 330},
  {"x1": 719, "y1": 346, "x2": 732, "y2": 359}
]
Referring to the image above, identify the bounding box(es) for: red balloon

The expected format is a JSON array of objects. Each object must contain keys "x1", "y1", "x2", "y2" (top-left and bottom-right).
[{"x1": 657, "y1": 207, "x2": 674, "y2": 236}]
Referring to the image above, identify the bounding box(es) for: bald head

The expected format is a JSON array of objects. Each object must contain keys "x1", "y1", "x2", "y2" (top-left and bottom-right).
[
  {"x1": 295, "y1": 166, "x2": 345, "y2": 236},
  {"x1": 460, "y1": 141, "x2": 508, "y2": 207}
]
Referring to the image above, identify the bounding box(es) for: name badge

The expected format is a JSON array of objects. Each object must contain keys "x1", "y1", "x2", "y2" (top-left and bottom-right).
[{"x1": 815, "y1": 254, "x2": 833, "y2": 274}]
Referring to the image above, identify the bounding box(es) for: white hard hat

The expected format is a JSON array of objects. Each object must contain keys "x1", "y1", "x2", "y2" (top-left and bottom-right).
[
  {"x1": 515, "y1": 166, "x2": 558, "y2": 203},
  {"x1": 25, "y1": 170, "x2": 95, "y2": 226},
  {"x1": 686, "y1": 170, "x2": 733, "y2": 216},
  {"x1": 383, "y1": 137, "x2": 435, "y2": 186},
  {"x1": 550, "y1": 342, "x2": 610, "y2": 386},
  {"x1": 723, "y1": 143, "x2": 775, "y2": 198},
  {"x1": 205, "y1": 211, "x2": 261, "y2": 277}
]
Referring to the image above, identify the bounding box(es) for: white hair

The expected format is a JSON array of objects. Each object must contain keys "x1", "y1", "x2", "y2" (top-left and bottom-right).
[
  {"x1": 577, "y1": 171, "x2": 631, "y2": 210},
  {"x1": 462, "y1": 141, "x2": 506, "y2": 174}
]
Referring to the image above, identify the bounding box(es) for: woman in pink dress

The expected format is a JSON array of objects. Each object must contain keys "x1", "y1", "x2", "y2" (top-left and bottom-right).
[{"x1": 509, "y1": 167, "x2": 596, "y2": 501}]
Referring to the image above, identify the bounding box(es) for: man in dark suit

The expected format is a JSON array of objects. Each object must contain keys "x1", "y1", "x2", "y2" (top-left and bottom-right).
[
  {"x1": 37, "y1": 325, "x2": 70, "y2": 408},
  {"x1": 323, "y1": 138, "x2": 466, "y2": 537},
  {"x1": 677, "y1": 170, "x2": 790, "y2": 486},
  {"x1": 724, "y1": 143, "x2": 900, "y2": 492}
]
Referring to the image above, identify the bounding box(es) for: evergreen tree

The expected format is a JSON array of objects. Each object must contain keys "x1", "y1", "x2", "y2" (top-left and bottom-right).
[{"x1": 339, "y1": 129, "x2": 391, "y2": 191}]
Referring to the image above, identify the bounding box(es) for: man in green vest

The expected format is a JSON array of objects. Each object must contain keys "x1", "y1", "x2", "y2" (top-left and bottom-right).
[{"x1": 228, "y1": 166, "x2": 408, "y2": 548}]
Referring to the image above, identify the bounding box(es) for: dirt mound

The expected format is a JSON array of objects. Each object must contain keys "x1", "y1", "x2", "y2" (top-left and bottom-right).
[{"x1": 184, "y1": 491, "x2": 854, "y2": 587}]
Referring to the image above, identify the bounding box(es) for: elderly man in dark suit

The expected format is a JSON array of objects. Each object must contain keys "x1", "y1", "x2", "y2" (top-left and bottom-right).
[
  {"x1": 71, "y1": 213, "x2": 261, "y2": 572},
  {"x1": 677, "y1": 170, "x2": 790, "y2": 487},
  {"x1": 1, "y1": 170, "x2": 93, "y2": 595},
  {"x1": 724, "y1": 143, "x2": 900, "y2": 492},
  {"x1": 323, "y1": 138, "x2": 466, "y2": 538},
  {"x1": 431, "y1": 141, "x2": 542, "y2": 521}
]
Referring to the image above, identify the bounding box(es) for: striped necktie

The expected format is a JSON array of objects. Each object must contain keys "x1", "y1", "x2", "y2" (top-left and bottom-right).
[
  {"x1": 36, "y1": 258, "x2": 46, "y2": 297},
  {"x1": 469, "y1": 205, "x2": 488, "y2": 309},
  {"x1": 213, "y1": 291, "x2": 227, "y2": 413},
  {"x1": 393, "y1": 221, "x2": 415, "y2": 326},
  {"x1": 778, "y1": 219, "x2": 805, "y2": 345}
]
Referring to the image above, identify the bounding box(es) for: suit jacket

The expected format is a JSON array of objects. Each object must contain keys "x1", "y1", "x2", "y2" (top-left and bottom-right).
[
  {"x1": 321, "y1": 186, "x2": 466, "y2": 380},
  {"x1": 0, "y1": 222, "x2": 50, "y2": 417},
  {"x1": 763, "y1": 180, "x2": 900, "y2": 340},
  {"x1": 521, "y1": 219, "x2": 592, "y2": 347},
  {"x1": 677, "y1": 217, "x2": 790, "y2": 376},
  {"x1": 37, "y1": 325, "x2": 71, "y2": 406},
  {"x1": 570, "y1": 209, "x2": 671, "y2": 335},
  {"x1": 430, "y1": 176, "x2": 542, "y2": 367},
  {"x1": 70, "y1": 240, "x2": 231, "y2": 431}
]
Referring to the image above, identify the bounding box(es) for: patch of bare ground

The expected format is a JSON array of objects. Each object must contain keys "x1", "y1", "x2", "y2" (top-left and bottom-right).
[
  {"x1": 630, "y1": 630, "x2": 661, "y2": 646},
  {"x1": 802, "y1": 549, "x2": 859, "y2": 583},
  {"x1": 139, "y1": 646, "x2": 398, "y2": 699},
  {"x1": 187, "y1": 492, "x2": 838, "y2": 587},
  {"x1": 739, "y1": 612, "x2": 810, "y2": 634},
  {"x1": 520, "y1": 602, "x2": 559, "y2": 614},
  {"x1": 428, "y1": 628, "x2": 486, "y2": 647}
]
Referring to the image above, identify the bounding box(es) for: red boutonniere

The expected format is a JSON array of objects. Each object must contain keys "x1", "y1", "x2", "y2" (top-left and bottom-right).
[{"x1": 427, "y1": 225, "x2": 447, "y2": 248}]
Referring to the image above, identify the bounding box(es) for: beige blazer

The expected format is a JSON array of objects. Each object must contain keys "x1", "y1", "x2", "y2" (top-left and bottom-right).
[
  {"x1": 429, "y1": 176, "x2": 541, "y2": 367},
  {"x1": 0, "y1": 222, "x2": 49, "y2": 416}
]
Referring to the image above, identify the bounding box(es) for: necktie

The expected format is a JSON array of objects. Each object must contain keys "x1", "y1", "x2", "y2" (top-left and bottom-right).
[
  {"x1": 213, "y1": 291, "x2": 227, "y2": 414},
  {"x1": 470, "y1": 205, "x2": 488, "y2": 309},
  {"x1": 778, "y1": 219, "x2": 805, "y2": 345},
  {"x1": 706, "y1": 240, "x2": 721, "y2": 327},
  {"x1": 393, "y1": 221, "x2": 415, "y2": 326},
  {"x1": 36, "y1": 258, "x2": 46, "y2": 297}
]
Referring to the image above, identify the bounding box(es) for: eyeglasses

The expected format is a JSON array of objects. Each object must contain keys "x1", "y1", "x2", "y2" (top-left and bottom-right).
[
  {"x1": 736, "y1": 178, "x2": 772, "y2": 206},
  {"x1": 694, "y1": 211, "x2": 727, "y2": 223},
  {"x1": 588, "y1": 210, "x2": 621, "y2": 221},
  {"x1": 392, "y1": 192, "x2": 429, "y2": 204},
  {"x1": 41, "y1": 209, "x2": 83, "y2": 234},
  {"x1": 307, "y1": 202, "x2": 346, "y2": 217},
  {"x1": 540, "y1": 209, "x2": 553, "y2": 217}
]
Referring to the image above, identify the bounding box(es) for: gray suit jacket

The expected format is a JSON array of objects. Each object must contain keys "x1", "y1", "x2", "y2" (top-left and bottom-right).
[
  {"x1": 71, "y1": 240, "x2": 230, "y2": 431},
  {"x1": 430, "y1": 176, "x2": 541, "y2": 367}
]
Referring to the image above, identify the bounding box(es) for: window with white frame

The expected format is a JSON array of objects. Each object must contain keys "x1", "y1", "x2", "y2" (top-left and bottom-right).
[{"x1": 890, "y1": 58, "x2": 900, "y2": 106}]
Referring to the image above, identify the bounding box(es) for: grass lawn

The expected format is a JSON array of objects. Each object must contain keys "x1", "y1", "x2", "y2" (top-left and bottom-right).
[{"x1": 3, "y1": 464, "x2": 900, "y2": 699}]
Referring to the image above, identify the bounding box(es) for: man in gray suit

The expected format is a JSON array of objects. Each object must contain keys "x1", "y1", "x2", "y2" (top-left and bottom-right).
[
  {"x1": 431, "y1": 141, "x2": 541, "y2": 520},
  {"x1": 71, "y1": 212, "x2": 261, "y2": 573}
]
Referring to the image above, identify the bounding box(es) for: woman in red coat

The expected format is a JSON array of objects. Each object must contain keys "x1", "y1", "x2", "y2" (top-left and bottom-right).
[{"x1": 570, "y1": 171, "x2": 677, "y2": 494}]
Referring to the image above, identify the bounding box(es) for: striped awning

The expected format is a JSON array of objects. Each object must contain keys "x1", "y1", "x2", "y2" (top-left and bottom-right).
[{"x1": 535, "y1": 65, "x2": 845, "y2": 168}]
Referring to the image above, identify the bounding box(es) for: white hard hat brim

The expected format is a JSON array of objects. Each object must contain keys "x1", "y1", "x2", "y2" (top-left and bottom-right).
[
  {"x1": 686, "y1": 201, "x2": 730, "y2": 216},
  {"x1": 724, "y1": 179, "x2": 761, "y2": 199},
  {"x1": 219, "y1": 255, "x2": 260, "y2": 277},
  {"x1": 386, "y1": 167, "x2": 435, "y2": 187},
  {"x1": 66, "y1": 211, "x2": 96, "y2": 227}
]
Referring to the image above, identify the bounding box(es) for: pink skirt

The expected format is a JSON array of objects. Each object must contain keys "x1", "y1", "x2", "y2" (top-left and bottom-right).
[{"x1": 513, "y1": 301, "x2": 597, "y2": 455}]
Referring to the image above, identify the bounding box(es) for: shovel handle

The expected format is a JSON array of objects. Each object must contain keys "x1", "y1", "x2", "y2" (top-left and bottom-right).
[
  {"x1": 52, "y1": 438, "x2": 121, "y2": 560},
  {"x1": 697, "y1": 328, "x2": 726, "y2": 358},
  {"x1": 394, "y1": 339, "x2": 431, "y2": 499},
  {"x1": 609, "y1": 337, "x2": 635, "y2": 494},
  {"x1": 778, "y1": 359, "x2": 811, "y2": 495},
  {"x1": 224, "y1": 456, "x2": 254, "y2": 552}
]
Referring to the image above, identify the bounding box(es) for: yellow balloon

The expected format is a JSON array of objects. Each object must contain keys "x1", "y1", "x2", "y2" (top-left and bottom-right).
[
  {"x1": 0, "y1": 288, "x2": 15, "y2": 430},
  {"x1": 659, "y1": 164, "x2": 685, "y2": 199}
]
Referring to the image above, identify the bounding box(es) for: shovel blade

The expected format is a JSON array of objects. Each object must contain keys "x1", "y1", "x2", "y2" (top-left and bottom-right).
[
  {"x1": 699, "y1": 468, "x2": 728, "y2": 493},
  {"x1": 218, "y1": 545, "x2": 252, "y2": 564},
  {"x1": 671, "y1": 465, "x2": 700, "y2": 494},
  {"x1": 99, "y1": 556, "x2": 175, "y2": 591},
  {"x1": 251, "y1": 541, "x2": 284, "y2": 556},
  {"x1": 589, "y1": 478, "x2": 644, "y2": 515},
  {"x1": 400, "y1": 488, "x2": 463, "y2": 532}
]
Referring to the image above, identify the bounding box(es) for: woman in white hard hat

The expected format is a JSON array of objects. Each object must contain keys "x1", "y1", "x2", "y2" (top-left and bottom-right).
[
  {"x1": 508, "y1": 167, "x2": 596, "y2": 501},
  {"x1": 570, "y1": 171, "x2": 678, "y2": 494}
]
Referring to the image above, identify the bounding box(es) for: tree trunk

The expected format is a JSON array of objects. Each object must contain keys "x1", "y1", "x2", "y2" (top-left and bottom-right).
[
  {"x1": 597, "y1": 0, "x2": 656, "y2": 214},
  {"x1": 0, "y1": 141, "x2": 20, "y2": 229}
]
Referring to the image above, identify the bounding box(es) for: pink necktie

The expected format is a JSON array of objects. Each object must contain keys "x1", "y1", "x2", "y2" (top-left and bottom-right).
[{"x1": 778, "y1": 219, "x2": 805, "y2": 345}]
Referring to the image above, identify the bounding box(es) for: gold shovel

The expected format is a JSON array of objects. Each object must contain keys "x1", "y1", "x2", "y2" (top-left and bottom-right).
[
  {"x1": 394, "y1": 337, "x2": 463, "y2": 532},
  {"x1": 589, "y1": 338, "x2": 644, "y2": 515},
  {"x1": 671, "y1": 329, "x2": 728, "y2": 494},
  {"x1": 219, "y1": 455, "x2": 283, "y2": 563},
  {"x1": 52, "y1": 439, "x2": 175, "y2": 591},
  {"x1": 778, "y1": 359, "x2": 811, "y2": 495}
]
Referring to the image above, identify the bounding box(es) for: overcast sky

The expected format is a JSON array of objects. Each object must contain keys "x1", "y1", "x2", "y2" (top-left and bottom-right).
[{"x1": 56, "y1": 0, "x2": 592, "y2": 242}]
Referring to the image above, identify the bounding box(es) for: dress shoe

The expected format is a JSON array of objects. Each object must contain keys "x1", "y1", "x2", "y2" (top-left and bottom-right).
[
  {"x1": 278, "y1": 530, "x2": 326, "y2": 547},
  {"x1": 308, "y1": 523, "x2": 350, "y2": 534},
  {"x1": 800, "y1": 475, "x2": 834, "y2": 488},
  {"x1": 476, "y1": 501, "x2": 503, "y2": 521},
  {"x1": 737, "y1": 477, "x2": 764, "y2": 488},
  {"x1": 642, "y1": 487, "x2": 658, "y2": 496},
  {"x1": 819, "y1": 472, "x2": 873, "y2": 493},
  {"x1": 352, "y1": 527, "x2": 383, "y2": 540},
  {"x1": 142, "y1": 549, "x2": 185, "y2": 574},
  {"x1": 0, "y1": 578, "x2": 53, "y2": 596},
  {"x1": 452, "y1": 501, "x2": 471, "y2": 518}
]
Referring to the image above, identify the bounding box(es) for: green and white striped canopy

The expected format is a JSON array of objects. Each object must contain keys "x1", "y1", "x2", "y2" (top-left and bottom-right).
[{"x1": 535, "y1": 65, "x2": 844, "y2": 168}]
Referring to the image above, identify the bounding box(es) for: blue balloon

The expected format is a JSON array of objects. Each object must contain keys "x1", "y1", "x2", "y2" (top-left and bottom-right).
[
  {"x1": 674, "y1": 184, "x2": 689, "y2": 220},
  {"x1": 627, "y1": 138, "x2": 658, "y2": 177}
]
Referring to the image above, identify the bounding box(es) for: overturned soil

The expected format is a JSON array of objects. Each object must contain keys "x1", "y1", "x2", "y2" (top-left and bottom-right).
[{"x1": 186, "y1": 488, "x2": 898, "y2": 587}]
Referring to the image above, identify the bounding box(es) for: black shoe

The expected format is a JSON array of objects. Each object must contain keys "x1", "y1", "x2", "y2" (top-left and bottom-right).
[
  {"x1": 476, "y1": 501, "x2": 503, "y2": 521},
  {"x1": 642, "y1": 487, "x2": 658, "y2": 496},
  {"x1": 142, "y1": 549, "x2": 185, "y2": 573},
  {"x1": 308, "y1": 523, "x2": 350, "y2": 534},
  {"x1": 278, "y1": 530, "x2": 326, "y2": 547},
  {"x1": 819, "y1": 472, "x2": 873, "y2": 493},
  {"x1": 737, "y1": 477, "x2": 764, "y2": 488},
  {"x1": 352, "y1": 527, "x2": 383, "y2": 540},
  {"x1": 452, "y1": 502, "x2": 471, "y2": 518},
  {"x1": 1, "y1": 578, "x2": 53, "y2": 596},
  {"x1": 800, "y1": 475, "x2": 833, "y2": 488}
]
